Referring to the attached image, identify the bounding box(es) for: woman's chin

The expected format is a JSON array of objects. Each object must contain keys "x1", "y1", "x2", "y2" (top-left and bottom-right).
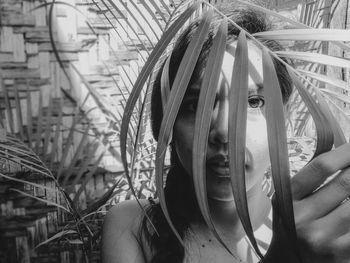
[
  {"x1": 206, "y1": 180, "x2": 235, "y2": 202},
  {"x1": 207, "y1": 195, "x2": 235, "y2": 202},
  {"x1": 205, "y1": 171, "x2": 263, "y2": 202}
]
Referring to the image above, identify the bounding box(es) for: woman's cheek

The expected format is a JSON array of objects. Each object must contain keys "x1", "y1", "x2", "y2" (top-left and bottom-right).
[{"x1": 246, "y1": 117, "x2": 270, "y2": 169}]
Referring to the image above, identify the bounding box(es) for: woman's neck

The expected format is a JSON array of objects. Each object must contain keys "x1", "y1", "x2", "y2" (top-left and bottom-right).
[
  {"x1": 206, "y1": 180, "x2": 271, "y2": 242},
  {"x1": 186, "y1": 183, "x2": 271, "y2": 263}
]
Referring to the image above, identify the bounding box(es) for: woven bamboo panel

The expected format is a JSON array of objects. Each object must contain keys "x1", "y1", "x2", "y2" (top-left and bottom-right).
[{"x1": 0, "y1": 0, "x2": 159, "y2": 262}]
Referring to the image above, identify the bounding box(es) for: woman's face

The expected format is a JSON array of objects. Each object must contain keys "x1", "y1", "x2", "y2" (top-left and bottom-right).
[{"x1": 173, "y1": 41, "x2": 270, "y2": 202}]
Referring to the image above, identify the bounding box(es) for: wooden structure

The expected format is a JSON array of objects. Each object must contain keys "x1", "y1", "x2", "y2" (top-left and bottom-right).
[{"x1": 0, "y1": 0, "x2": 166, "y2": 262}]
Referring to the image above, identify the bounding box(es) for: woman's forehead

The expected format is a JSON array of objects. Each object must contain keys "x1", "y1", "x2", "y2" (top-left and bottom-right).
[
  {"x1": 188, "y1": 41, "x2": 263, "y2": 94},
  {"x1": 221, "y1": 41, "x2": 263, "y2": 88}
]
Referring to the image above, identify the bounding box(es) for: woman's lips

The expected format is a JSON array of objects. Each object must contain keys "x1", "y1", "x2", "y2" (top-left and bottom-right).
[
  {"x1": 207, "y1": 155, "x2": 230, "y2": 177},
  {"x1": 207, "y1": 162, "x2": 230, "y2": 177},
  {"x1": 206, "y1": 154, "x2": 251, "y2": 177}
]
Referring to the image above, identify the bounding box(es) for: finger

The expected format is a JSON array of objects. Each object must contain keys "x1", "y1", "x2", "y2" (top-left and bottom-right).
[
  {"x1": 292, "y1": 143, "x2": 350, "y2": 200},
  {"x1": 318, "y1": 199, "x2": 350, "y2": 238},
  {"x1": 331, "y1": 232, "x2": 350, "y2": 260},
  {"x1": 293, "y1": 201, "x2": 350, "y2": 255},
  {"x1": 295, "y1": 167, "x2": 350, "y2": 221}
]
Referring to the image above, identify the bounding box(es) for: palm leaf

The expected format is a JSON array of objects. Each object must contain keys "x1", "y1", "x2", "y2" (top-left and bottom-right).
[
  {"x1": 0, "y1": 151, "x2": 50, "y2": 177},
  {"x1": 129, "y1": 1, "x2": 161, "y2": 42},
  {"x1": 156, "y1": 8, "x2": 213, "y2": 246},
  {"x1": 288, "y1": 69, "x2": 334, "y2": 158},
  {"x1": 228, "y1": 31, "x2": 263, "y2": 259},
  {"x1": 315, "y1": 90, "x2": 347, "y2": 147},
  {"x1": 57, "y1": 110, "x2": 80, "y2": 178},
  {"x1": 0, "y1": 143, "x2": 49, "y2": 166},
  {"x1": 156, "y1": 0, "x2": 171, "y2": 17},
  {"x1": 106, "y1": 0, "x2": 152, "y2": 54},
  {"x1": 192, "y1": 18, "x2": 236, "y2": 256},
  {"x1": 118, "y1": 0, "x2": 156, "y2": 49},
  {"x1": 10, "y1": 188, "x2": 70, "y2": 212},
  {"x1": 61, "y1": 125, "x2": 91, "y2": 186},
  {"x1": 70, "y1": 63, "x2": 118, "y2": 122},
  {"x1": 262, "y1": 49, "x2": 298, "y2": 255},
  {"x1": 120, "y1": 2, "x2": 200, "y2": 203},
  {"x1": 276, "y1": 51, "x2": 350, "y2": 69},
  {"x1": 229, "y1": 0, "x2": 350, "y2": 52},
  {"x1": 96, "y1": 0, "x2": 148, "y2": 62},
  {"x1": 80, "y1": 178, "x2": 121, "y2": 216},
  {"x1": 254, "y1": 29, "x2": 350, "y2": 42},
  {"x1": 73, "y1": 151, "x2": 105, "y2": 205},
  {"x1": 35, "y1": 230, "x2": 78, "y2": 249},
  {"x1": 0, "y1": 172, "x2": 60, "y2": 194},
  {"x1": 138, "y1": 0, "x2": 165, "y2": 32},
  {"x1": 321, "y1": 89, "x2": 350, "y2": 105},
  {"x1": 325, "y1": 97, "x2": 350, "y2": 117},
  {"x1": 298, "y1": 69, "x2": 350, "y2": 93},
  {"x1": 160, "y1": 54, "x2": 171, "y2": 112},
  {"x1": 71, "y1": 142, "x2": 100, "y2": 187}
]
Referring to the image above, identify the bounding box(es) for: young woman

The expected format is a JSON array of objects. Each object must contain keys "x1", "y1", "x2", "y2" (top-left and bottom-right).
[{"x1": 102, "y1": 4, "x2": 350, "y2": 263}]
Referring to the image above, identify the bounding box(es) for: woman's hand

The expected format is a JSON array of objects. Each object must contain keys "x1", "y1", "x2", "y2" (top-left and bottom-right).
[{"x1": 268, "y1": 143, "x2": 350, "y2": 263}]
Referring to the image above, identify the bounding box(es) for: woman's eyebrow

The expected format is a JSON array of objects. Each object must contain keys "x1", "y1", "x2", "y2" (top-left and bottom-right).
[{"x1": 249, "y1": 84, "x2": 263, "y2": 93}]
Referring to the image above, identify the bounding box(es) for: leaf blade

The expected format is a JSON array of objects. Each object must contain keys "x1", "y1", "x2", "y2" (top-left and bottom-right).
[
  {"x1": 120, "y1": 3, "x2": 200, "y2": 198},
  {"x1": 229, "y1": 31, "x2": 263, "y2": 259},
  {"x1": 298, "y1": 69, "x2": 350, "y2": 93},
  {"x1": 276, "y1": 51, "x2": 350, "y2": 69},
  {"x1": 262, "y1": 49, "x2": 298, "y2": 254},
  {"x1": 288, "y1": 69, "x2": 334, "y2": 158},
  {"x1": 156, "y1": 9, "x2": 213, "y2": 246},
  {"x1": 254, "y1": 29, "x2": 350, "y2": 42},
  {"x1": 192, "y1": 18, "x2": 237, "y2": 257}
]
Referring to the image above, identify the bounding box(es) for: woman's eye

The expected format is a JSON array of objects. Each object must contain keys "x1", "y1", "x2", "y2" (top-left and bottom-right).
[{"x1": 248, "y1": 95, "x2": 264, "y2": 108}]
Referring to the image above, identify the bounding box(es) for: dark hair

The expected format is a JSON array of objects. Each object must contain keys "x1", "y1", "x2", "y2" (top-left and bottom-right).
[{"x1": 141, "y1": 4, "x2": 293, "y2": 263}]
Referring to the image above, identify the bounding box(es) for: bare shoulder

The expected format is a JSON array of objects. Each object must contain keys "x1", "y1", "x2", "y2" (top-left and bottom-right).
[
  {"x1": 101, "y1": 199, "x2": 150, "y2": 263},
  {"x1": 104, "y1": 199, "x2": 149, "y2": 230}
]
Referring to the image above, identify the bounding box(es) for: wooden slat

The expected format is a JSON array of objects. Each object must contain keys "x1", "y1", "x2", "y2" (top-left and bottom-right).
[
  {"x1": 13, "y1": 85, "x2": 24, "y2": 140},
  {"x1": 0, "y1": 27, "x2": 14, "y2": 52},
  {"x1": 13, "y1": 34, "x2": 26, "y2": 62}
]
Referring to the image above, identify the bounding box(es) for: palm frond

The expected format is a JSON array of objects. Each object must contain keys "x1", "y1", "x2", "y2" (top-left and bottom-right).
[
  {"x1": 254, "y1": 29, "x2": 350, "y2": 42},
  {"x1": 117, "y1": 1, "x2": 350, "y2": 258},
  {"x1": 262, "y1": 48, "x2": 297, "y2": 255},
  {"x1": 156, "y1": 8, "x2": 213, "y2": 246},
  {"x1": 315, "y1": 89, "x2": 347, "y2": 147},
  {"x1": 192, "y1": 18, "x2": 233, "y2": 255},
  {"x1": 120, "y1": 2, "x2": 200, "y2": 203},
  {"x1": 228, "y1": 31, "x2": 263, "y2": 259},
  {"x1": 276, "y1": 51, "x2": 350, "y2": 69},
  {"x1": 10, "y1": 188, "x2": 70, "y2": 212},
  {"x1": 288, "y1": 69, "x2": 334, "y2": 158},
  {"x1": 298, "y1": 70, "x2": 350, "y2": 93}
]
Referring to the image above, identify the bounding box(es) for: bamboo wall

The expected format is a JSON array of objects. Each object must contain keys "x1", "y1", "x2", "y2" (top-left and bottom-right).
[{"x1": 0, "y1": 0, "x2": 164, "y2": 262}]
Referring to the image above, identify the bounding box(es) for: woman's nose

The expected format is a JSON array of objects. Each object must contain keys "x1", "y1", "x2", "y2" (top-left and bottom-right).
[{"x1": 209, "y1": 86, "x2": 229, "y2": 145}]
